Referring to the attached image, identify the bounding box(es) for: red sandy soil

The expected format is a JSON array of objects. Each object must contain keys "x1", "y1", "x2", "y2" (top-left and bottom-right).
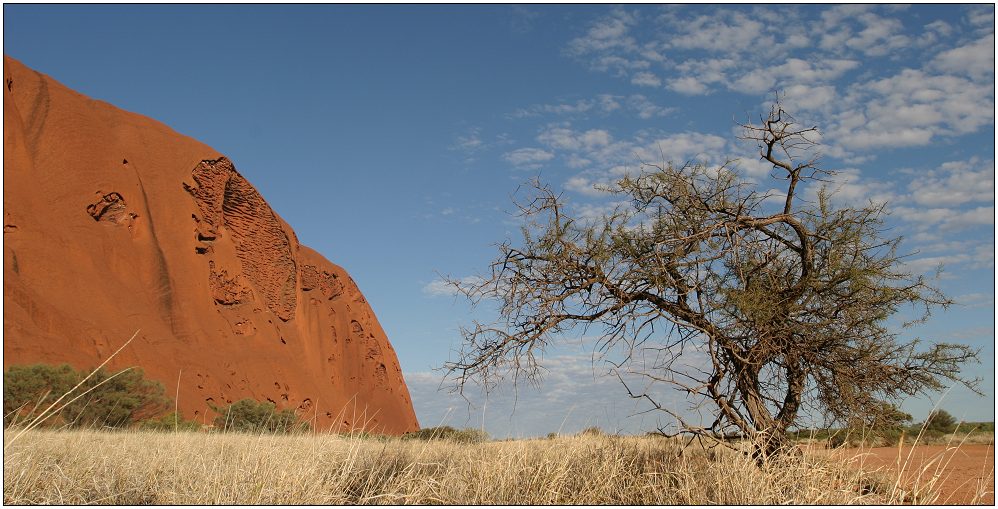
[
  {"x1": 3, "y1": 55, "x2": 419, "y2": 434},
  {"x1": 829, "y1": 444, "x2": 995, "y2": 505}
]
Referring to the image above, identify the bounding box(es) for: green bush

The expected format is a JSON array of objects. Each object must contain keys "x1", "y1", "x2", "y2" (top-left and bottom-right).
[
  {"x1": 923, "y1": 410, "x2": 958, "y2": 433},
  {"x1": 138, "y1": 411, "x2": 202, "y2": 432},
  {"x1": 579, "y1": 426, "x2": 606, "y2": 437},
  {"x1": 211, "y1": 398, "x2": 309, "y2": 434},
  {"x1": 965, "y1": 421, "x2": 995, "y2": 433},
  {"x1": 3, "y1": 364, "x2": 169, "y2": 429},
  {"x1": 402, "y1": 426, "x2": 489, "y2": 443}
]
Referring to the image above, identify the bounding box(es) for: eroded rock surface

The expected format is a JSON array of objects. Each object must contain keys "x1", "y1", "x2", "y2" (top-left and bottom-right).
[
  {"x1": 187, "y1": 158, "x2": 298, "y2": 320},
  {"x1": 2, "y1": 55, "x2": 419, "y2": 434}
]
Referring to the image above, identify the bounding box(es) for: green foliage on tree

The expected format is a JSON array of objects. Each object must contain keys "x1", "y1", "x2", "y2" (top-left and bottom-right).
[
  {"x1": 210, "y1": 398, "x2": 309, "y2": 434},
  {"x1": 402, "y1": 425, "x2": 490, "y2": 443},
  {"x1": 3, "y1": 363, "x2": 170, "y2": 429}
]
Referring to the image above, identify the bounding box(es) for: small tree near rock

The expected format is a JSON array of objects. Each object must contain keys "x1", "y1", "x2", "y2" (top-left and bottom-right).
[{"x1": 442, "y1": 101, "x2": 979, "y2": 462}]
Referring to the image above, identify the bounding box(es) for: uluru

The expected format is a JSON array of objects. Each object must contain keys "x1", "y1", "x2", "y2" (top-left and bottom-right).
[{"x1": 2, "y1": 55, "x2": 419, "y2": 434}]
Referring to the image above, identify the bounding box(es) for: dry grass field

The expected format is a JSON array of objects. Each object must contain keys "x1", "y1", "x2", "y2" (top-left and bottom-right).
[{"x1": 6, "y1": 428, "x2": 990, "y2": 505}]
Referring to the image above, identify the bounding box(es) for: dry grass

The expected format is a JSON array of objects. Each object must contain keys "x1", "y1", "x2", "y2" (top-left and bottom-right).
[{"x1": 4, "y1": 429, "x2": 927, "y2": 505}]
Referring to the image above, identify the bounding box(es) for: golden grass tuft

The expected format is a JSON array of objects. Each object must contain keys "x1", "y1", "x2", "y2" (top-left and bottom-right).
[{"x1": 1, "y1": 429, "x2": 951, "y2": 505}]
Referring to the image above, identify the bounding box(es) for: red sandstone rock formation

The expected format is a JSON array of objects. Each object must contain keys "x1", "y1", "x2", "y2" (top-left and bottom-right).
[{"x1": 2, "y1": 55, "x2": 419, "y2": 434}]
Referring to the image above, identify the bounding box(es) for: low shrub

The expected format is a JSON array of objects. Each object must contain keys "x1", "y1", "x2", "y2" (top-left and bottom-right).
[
  {"x1": 138, "y1": 411, "x2": 202, "y2": 432},
  {"x1": 402, "y1": 426, "x2": 489, "y2": 443},
  {"x1": 3, "y1": 364, "x2": 170, "y2": 429},
  {"x1": 210, "y1": 398, "x2": 309, "y2": 434},
  {"x1": 578, "y1": 426, "x2": 606, "y2": 437}
]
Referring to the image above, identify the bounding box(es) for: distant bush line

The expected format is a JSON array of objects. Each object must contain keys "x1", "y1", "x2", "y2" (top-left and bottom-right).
[
  {"x1": 3, "y1": 363, "x2": 307, "y2": 434},
  {"x1": 789, "y1": 409, "x2": 993, "y2": 447},
  {"x1": 402, "y1": 426, "x2": 490, "y2": 443}
]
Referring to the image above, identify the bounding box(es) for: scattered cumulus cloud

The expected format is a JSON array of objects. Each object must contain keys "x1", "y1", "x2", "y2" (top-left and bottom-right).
[
  {"x1": 509, "y1": 98, "x2": 597, "y2": 119},
  {"x1": 667, "y1": 75, "x2": 710, "y2": 95},
  {"x1": 966, "y1": 5, "x2": 996, "y2": 30},
  {"x1": 626, "y1": 95, "x2": 672, "y2": 119},
  {"x1": 449, "y1": 126, "x2": 514, "y2": 164},
  {"x1": 498, "y1": 4, "x2": 994, "y2": 291},
  {"x1": 930, "y1": 33, "x2": 995, "y2": 80},
  {"x1": 558, "y1": 5, "x2": 994, "y2": 157},
  {"x1": 509, "y1": 94, "x2": 670, "y2": 121},
  {"x1": 423, "y1": 276, "x2": 485, "y2": 297},
  {"x1": 451, "y1": 127, "x2": 484, "y2": 153},
  {"x1": 829, "y1": 69, "x2": 994, "y2": 151},
  {"x1": 630, "y1": 71, "x2": 662, "y2": 87},
  {"x1": 731, "y1": 58, "x2": 858, "y2": 95},
  {"x1": 510, "y1": 5, "x2": 541, "y2": 34},
  {"x1": 900, "y1": 242, "x2": 994, "y2": 275},
  {"x1": 665, "y1": 11, "x2": 773, "y2": 54},
  {"x1": 566, "y1": 8, "x2": 641, "y2": 75},
  {"x1": 906, "y1": 158, "x2": 995, "y2": 207},
  {"x1": 817, "y1": 4, "x2": 910, "y2": 57},
  {"x1": 894, "y1": 206, "x2": 995, "y2": 232},
  {"x1": 537, "y1": 126, "x2": 612, "y2": 152},
  {"x1": 503, "y1": 147, "x2": 555, "y2": 169}
]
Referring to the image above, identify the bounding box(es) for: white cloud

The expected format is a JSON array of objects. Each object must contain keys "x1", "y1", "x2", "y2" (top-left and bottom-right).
[
  {"x1": 900, "y1": 242, "x2": 994, "y2": 275},
  {"x1": 537, "y1": 126, "x2": 612, "y2": 152},
  {"x1": 564, "y1": 176, "x2": 604, "y2": 197},
  {"x1": 509, "y1": 99, "x2": 595, "y2": 118},
  {"x1": 596, "y1": 94, "x2": 622, "y2": 113},
  {"x1": 510, "y1": 94, "x2": 669, "y2": 122},
  {"x1": 503, "y1": 147, "x2": 555, "y2": 169},
  {"x1": 924, "y1": 19, "x2": 953, "y2": 38},
  {"x1": 422, "y1": 279, "x2": 457, "y2": 297},
  {"x1": 892, "y1": 205, "x2": 995, "y2": 231},
  {"x1": 422, "y1": 276, "x2": 486, "y2": 297},
  {"x1": 931, "y1": 33, "x2": 995, "y2": 80},
  {"x1": 665, "y1": 11, "x2": 773, "y2": 54},
  {"x1": 817, "y1": 5, "x2": 910, "y2": 57},
  {"x1": 667, "y1": 76, "x2": 709, "y2": 95},
  {"x1": 639, "y1": 132, "x2": 728, "y2": 164},
  {"x1": 733, "y1": 156, "x2": 780, "y2": 180},
  {"x1": 805, "y1": 168, "x2": 896, "y2": 207},
  {"x1": 510, "y1": 5, "x2": 541, "y2": 34},
  {"x1": 780, "y1": 84, "x2": 837, "y2": 112},
  {"x1": 907, "y1": 158, "x2": 995, "y2": 207},
  {"x1": 567, "y1": 9, "x2": 646, "y2": 76},
  {"x1": 573, "y1": 200, "x2": 631, "y2": 222},
  {"x1": 557, "y1": 2, "x2": 994, "y2": 164},
  {"x1": 965, "y1": 5, "x2": 995, "y2": 30},
  {"x1": 451, "y1": 127, "x2": 484, "y2": 153},
  {"x1": 830, "y1": 69, "x2": 995, "y2": 151},
  {"x1": 954, "y1": 293, "x2": 996, "y2": 309},
  {"x1": 730, "y1": 58, "x2": 858, "y2": 96},
  {"x1": 630, "y1": 71, "x2": 661, "y2": 87},
  {"x1": 626, "y1": 94, "x2": 672, "y2": 119}
]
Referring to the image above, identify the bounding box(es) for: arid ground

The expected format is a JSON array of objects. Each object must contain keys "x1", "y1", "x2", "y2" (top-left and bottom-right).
[
  {"x1": 4, "y1": 429, "x2": 994, "y2": 505},
  {"x1": 808, "y1": 441, "x2": 995, "y2": 505},
  {"x1": 842, "y1": 444, "x2": 994, "y2": 505}
]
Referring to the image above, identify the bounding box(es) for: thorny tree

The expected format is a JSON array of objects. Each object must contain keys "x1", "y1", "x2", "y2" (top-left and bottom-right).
[{"x1": 443, "y1": 103, "x2": 979, "y2": 461}]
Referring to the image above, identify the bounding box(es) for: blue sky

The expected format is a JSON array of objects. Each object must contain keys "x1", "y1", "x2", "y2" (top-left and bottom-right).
[{"x1": 4, "y1": 4, "x2": 994, "y2": 437}]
